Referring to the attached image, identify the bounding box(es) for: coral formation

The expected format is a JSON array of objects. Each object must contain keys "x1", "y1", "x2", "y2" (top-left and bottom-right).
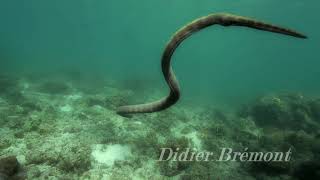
[
  {"x1": 0, "y1": 156, "x2": 25, "y2": 179},
  {"x1": 240, "y1": 93, "x2": 320, "y2": 133},
  {"x1": 237, "y1": 94, "x2": 320, "y2": 179},
  {"x1": 0, "y1": 156, "x2": 19, "y2": 177}
]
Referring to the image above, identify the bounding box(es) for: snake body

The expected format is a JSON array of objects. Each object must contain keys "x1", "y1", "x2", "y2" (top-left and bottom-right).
[{"x1": 117, "y1": 13, "x2": 306, "y2": 117}]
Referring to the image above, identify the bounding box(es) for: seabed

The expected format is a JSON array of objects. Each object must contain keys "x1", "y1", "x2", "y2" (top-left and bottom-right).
[{"x1": 0, "y1": 73, "x2": 319, "y2": 179}]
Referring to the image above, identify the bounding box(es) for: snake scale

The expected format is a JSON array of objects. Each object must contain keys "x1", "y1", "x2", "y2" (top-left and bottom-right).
[{"x1": 116, "y1": 13, "x2": 307, "y2": 117}]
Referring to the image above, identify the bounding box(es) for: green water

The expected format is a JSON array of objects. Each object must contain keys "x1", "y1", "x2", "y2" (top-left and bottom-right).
[
  {"x1": 1, "y1": 0, "x2": 318, "y2": 107},
  {"x1": 0, "y1": 1, "x2": 319, "y2": 179}
]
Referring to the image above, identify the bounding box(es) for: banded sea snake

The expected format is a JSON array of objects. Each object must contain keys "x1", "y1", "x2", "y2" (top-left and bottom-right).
[{"x1": 116, "y1": 13, "x2": 307, "y2": 117}]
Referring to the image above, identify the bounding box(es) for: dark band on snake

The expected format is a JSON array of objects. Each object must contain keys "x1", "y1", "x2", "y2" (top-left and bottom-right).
[{"x1": 116, "y1": 13, "x2": 307, "y2": 117}]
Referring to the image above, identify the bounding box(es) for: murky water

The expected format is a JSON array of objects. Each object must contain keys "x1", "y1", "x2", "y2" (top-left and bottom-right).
[{"x1": 0, "y1": 1, "x2": 319, "y2": 179}]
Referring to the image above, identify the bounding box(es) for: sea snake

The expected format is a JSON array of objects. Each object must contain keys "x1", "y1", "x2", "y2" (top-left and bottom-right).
[{"x1": 116, "y1": 13, "x2": 307, "y2": 117}]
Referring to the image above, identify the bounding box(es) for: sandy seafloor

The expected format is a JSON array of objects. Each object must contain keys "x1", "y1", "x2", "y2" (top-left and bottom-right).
[{"x1": 0, "y1": 73, "x2": 320, "y2": 180}]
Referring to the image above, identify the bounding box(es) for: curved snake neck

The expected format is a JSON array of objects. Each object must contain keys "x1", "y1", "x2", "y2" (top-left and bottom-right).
[{"x1": 117, "y1": 13, "x2": 306, "y2": 117}]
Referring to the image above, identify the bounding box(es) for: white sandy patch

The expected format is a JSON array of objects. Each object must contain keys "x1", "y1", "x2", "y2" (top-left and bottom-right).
[
  {"x1": 60, "y1": 104, "x2": 73, "y2": 112},
  {"x1": 91, "y1": 144, "x2": 132, "y2": 167}
]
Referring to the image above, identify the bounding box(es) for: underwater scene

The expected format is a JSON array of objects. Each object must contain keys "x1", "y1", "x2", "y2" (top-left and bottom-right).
[{"x1": 0, "y1": 0, "x2": 319, "y2": 179}]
